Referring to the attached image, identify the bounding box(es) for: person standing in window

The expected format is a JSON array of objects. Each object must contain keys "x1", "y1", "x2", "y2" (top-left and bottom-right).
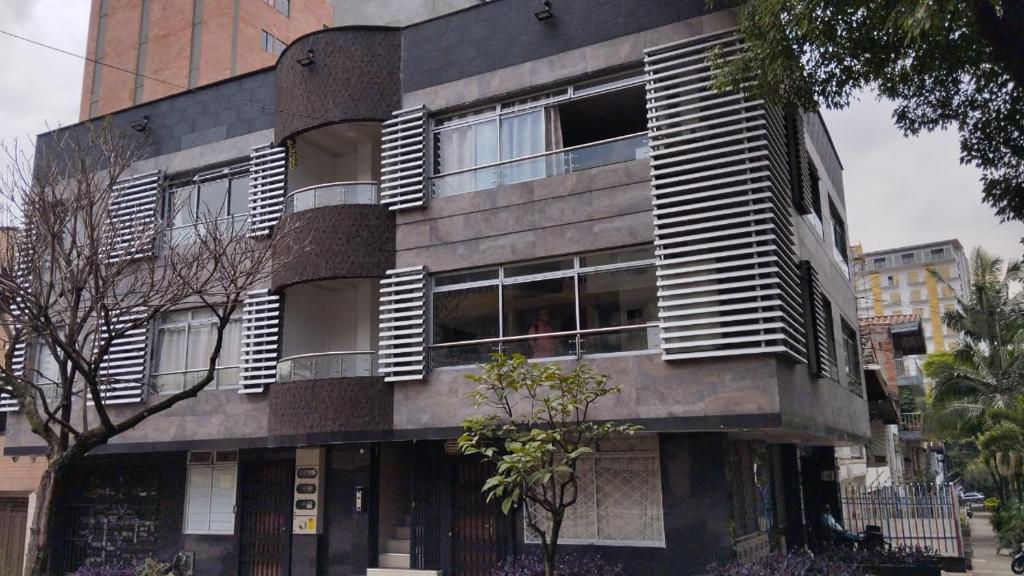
[{"x1": 528, "y1": 309, "x2": 557, "y2": 358}]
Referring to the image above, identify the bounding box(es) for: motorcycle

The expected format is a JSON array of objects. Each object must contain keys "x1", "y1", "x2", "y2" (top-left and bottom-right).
[{"x1": 1012, "y1": 541, "x2": 1024, "y2": 574}]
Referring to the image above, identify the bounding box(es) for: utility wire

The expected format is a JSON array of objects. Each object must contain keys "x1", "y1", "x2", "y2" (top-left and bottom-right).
[{"x1": 0, "y1": 28, "x2": 334, "y2": 124}]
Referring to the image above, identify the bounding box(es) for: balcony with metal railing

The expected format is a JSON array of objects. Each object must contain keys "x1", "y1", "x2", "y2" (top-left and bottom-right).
[
  {"x1": 283, "y1": 181, "x2": 379, "y2": 215},
  {"x1": 277, "y1": 350, "x2": 377, "y2": 382},
  {"x1": 895, "y1": 356, "x2": 926, "y2": 395},
  {"x1": 431, "y1": 133, "x2": 650, "y2": 198}
]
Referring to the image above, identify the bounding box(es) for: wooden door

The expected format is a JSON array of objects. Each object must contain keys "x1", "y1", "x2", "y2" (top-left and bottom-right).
[
  {"x1": 238, "y1": 458, "x2": 294, "y2": 576},
  {"x1": 451, "y1": 457, "x2": 514, "y2": 576},
  {"x1": 0, "y1": 497, "x2": 28, "y2": 576}
]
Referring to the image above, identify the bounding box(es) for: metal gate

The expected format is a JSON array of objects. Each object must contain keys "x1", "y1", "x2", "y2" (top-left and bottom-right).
[
  {"x1": 452, "y1": 456, "x2": 514, "y2": 576},
  {"x1": 841, "y1": 483, "x2": 963, "y2": 558},
  {"x1": 0, "y1": 497, "x2": 28, "y2": 576},
  {"x1": 238, "y1": 458, "x2": 294, "y2": 576}
]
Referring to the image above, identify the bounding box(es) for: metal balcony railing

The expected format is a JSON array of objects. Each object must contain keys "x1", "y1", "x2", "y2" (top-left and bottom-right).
[
  {"x1": 431, "y1": 132, "x2": 650, "y2": 198},
  {"x1": 283, "y1": 181, "x2": 379, "y2": 215},
  {"x1": 901, "y1": 411, "x2": 924, "y2": 432},
  {"x1": 429, "y1": 323, "x2": 660, "y2": 369},
  {"x1": 276, "y1": 351, "x2": 377, "y2": 382}
]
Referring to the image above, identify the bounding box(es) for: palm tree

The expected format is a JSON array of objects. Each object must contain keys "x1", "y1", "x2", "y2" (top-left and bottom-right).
[{"x1": 929, "y1": 248, "x2": 1024, "y2": 413}]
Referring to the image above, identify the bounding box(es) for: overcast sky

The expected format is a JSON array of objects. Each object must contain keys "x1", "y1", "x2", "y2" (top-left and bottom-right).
[{"x1": 1, "y1": 1, "x2": 1022, "y2": 264}]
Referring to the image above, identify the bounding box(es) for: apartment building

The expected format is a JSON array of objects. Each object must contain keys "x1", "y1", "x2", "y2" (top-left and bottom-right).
[
  {"x1": 852, "y1": 240, "x2": 969, "y2": 354},
  {"x1": 7, "y1": 2, "x2": 870, "y2": 575},
  {"x1": 859, "y1": 315, "x2": 936, "y2": 484}
]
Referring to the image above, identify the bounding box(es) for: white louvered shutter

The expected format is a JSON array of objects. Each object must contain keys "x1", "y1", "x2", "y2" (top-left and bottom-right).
[
  {"x1": 378, "y1": 266, "x2": 426, "y2": 382},
  {"x1": 248, "y1": 145, "x2": 287, "y2": 239},
  {"x1": 94, "y1": 309, "x2": 149, "y2": 405},
  {"x1": 0, "y1": 338, "x2": 24, "y2": 412},
  {"x1": 238, "y1": 290, "x2": 281, "y2": 393},
  {"x1": 785, "y1": 111, "x2": 814, "y2": 216},
  {"x1": 645, "y1": 31, "x2": 805, "y2": 362},
  {"x1": 106, "y1": 171, "x2": 161, "y2": 263},
  {"x1": 1, "y1": 230, "x2": 33, "y2": 412},
  {"x1": 380, "y1": 107, "x2": 427, "y2": 210}
]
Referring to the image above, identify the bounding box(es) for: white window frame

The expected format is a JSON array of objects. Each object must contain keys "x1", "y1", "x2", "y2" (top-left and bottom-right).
[
  {"x1": 151, "y1": 309, "x2": 242, "y2": 393},
  {"x1": 184, "y1": 450, "x2": 239, "y2": 535},
  {"x1": 429, "y1": 246, "x2": 659, "y2": 368},
  {"x1": 164, "y1": 163, "x2": 251, "y2": 246},
  {"x1": 522, "y1": 443, "x2": 666, "y2": 548}
]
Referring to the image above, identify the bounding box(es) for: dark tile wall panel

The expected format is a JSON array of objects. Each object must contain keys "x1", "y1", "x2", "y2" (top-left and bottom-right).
[
  {"x1": 272, "y1": 204, "x2": 396, "y2": 290},
  {"x1": 401, "y1": 0, "x2": 719, "y2": 92},
  {"x1": 34, "y1": 70, "x2": 276, "y2": 171},
  {"x1": 268, "y1": 377, "x2": 394, "y2": 439},
  {"x1": 275, "y1": 27, "x2": 403, "y2": 142}
]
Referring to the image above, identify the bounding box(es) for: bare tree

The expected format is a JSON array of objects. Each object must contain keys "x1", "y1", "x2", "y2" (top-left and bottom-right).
[{"x1": 0, "y1": 120, "x2": 287, "y2": 576}]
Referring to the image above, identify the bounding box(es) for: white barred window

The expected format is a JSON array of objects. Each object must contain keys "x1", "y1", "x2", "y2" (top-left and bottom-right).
[{"x1": 524, "y1": 436, "x2": 665, "y2": 547}]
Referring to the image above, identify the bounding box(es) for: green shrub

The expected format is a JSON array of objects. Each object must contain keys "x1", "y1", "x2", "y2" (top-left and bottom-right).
[
  {"x1": 991, "y1": 501, "x2": 1024, "y2": 548},
  {"x1": 984, "y1": 497, "x2": 1001, "y2": 512}
]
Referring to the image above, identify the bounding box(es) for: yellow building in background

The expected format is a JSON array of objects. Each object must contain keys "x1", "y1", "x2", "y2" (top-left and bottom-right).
[{"x1": 852, "y1": 239, "x2": 969, "y2": 354}]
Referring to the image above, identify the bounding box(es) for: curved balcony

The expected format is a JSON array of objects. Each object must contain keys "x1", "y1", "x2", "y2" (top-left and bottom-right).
[
  {"x1": 283, "y1": 181, "x2": 379, "y2": 215},
  {"x1": 276, "y1": 351, "x2": 377, "y2": 382}
]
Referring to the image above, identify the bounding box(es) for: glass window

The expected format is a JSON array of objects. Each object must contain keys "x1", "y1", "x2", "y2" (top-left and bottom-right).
[
  {"x1": 429, "y1": 247, "x2": 658, "y2": 367},
  {"x1": 431, "y1": 285, "x2": 500, "y2": 367},
  {"x1": 153, "y1": 309, "x2": 241, "y2": 393},
  {"x1": 578, "y1": 267, "x2": 658, "y2": 354},
  {"x1": 503, "y1": 276, "x2": 576, "y2": 359},
  {"x1": 198, "y1": 178, "x2": 229, "y2": 219},
  {"x1": 166, "y1": 165, "x2": 250, "y2": 246},
  {"x1": 930, "y1": 248, "x2": 945, "y2": 259},
  {"x1": 901, "y1": 253, "x2": 915, "y2": 265},
  {"x1": 431, "y1": 76, "x2": 648, "y2": 197},
  {"x1": 841, "y1": 320, "x2": 862, "y2": 395},
  {"x1": 872, "y1": 257, "x2": 886, "y2": 269}
]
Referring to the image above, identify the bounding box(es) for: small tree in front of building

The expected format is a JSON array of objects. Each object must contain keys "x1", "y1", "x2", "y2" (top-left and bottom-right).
[{"x1": 458, "y1": 354, "x2": 640, "y2": 576}]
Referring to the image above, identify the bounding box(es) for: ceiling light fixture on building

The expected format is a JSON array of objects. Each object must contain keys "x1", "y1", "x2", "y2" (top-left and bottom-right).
[
  {"x1": 534, "y1": 0, "x2": 553, "y2": 21},
  {"x1": 297, "y1": 49, "x2": 316, "y2": 67},
  {"x1": 131, "y1": 116, "x2": 149, "y2": 133}
]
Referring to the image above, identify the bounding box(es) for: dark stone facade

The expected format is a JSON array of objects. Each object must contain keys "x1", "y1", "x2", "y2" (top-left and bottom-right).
[
  {"x1": 35, "y1": 70, "x2": 276, "y2": 172},
  {"x1": 275, "y1": 27, "x2": 403, "y2": 142},
  {"x1": 268, "y1": 377, "x2": 393, "y2": 442},
  {"x1": 401, "y1": 0, "x2": 719, "y2": 92},
  {"x1": 272, "y1": 204, "x2": 395, "y2": 290}
]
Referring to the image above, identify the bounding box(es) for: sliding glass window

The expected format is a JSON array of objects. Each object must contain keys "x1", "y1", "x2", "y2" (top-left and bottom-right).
[
  {"x1": 430, "y1": 246, "x2": 658, "y2": 368},
  {"x1": 431, "y1": 73, "x2": 649, "y2": 198}
]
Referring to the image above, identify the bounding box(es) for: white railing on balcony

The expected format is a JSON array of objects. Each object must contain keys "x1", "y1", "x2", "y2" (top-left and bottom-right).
[
  {"x1": 431, "y1": 132, "x2": 650, "y2": 198},
  {"x1": 901, "y1": 411, "x2": 924, "y2": 432},
  {"x1": 283, "y1": 182, "x2": 379, "y2": 215},
  {"x1": 276, "y1": 351, "x2": 377, "y2": 382}
]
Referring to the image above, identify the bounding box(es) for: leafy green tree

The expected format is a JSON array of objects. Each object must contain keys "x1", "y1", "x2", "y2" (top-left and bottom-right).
[
  {"x1": 711, "y1": 0, "x2": 1024, "y2": 222},
  {"x1": 458, "y1": 354, "x2": 640, "y2": 576},
  {"x1": 928, "y1": 249, "x2": 1024, "y2": 412}
]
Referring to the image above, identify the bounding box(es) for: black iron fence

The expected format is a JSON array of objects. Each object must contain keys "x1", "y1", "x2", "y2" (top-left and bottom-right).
[{"x1": 840, "y1": 483, "x2": 963, "y2": 558}]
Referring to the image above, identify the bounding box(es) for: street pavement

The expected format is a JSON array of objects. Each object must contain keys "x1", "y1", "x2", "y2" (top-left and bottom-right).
[{"x1": 949, "y1": 512, "x2": 1014, "y2": 576}]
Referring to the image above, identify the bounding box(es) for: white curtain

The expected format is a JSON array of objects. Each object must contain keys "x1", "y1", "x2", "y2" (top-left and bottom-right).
[
  {"x1": 501, "y1": 110, "x2": 545, "y2": 183},
  {"x1": 156, "y1": 325, "x2": 187, "y2": 373}
]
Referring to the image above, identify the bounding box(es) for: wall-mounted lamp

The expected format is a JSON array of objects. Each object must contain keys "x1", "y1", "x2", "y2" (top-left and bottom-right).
[
  {"x1": 131, "y1": 115, "x2": 149, "y2": 133},
  {"x1": 296, "y1": 49, "x2": 315, "y2": 67},
  {"x1": 534, "y1": 0, "x2": 553, "y2": 21}
]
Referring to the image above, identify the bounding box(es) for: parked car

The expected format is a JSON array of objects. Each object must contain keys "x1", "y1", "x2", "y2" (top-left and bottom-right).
[{"x1": 960, "y1": 492, "x2": 985, "y2": 507}]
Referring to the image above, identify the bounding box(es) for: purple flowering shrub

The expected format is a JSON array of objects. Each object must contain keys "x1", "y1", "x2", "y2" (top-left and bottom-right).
[
  {"x1": 489, "y1": 552, "x2": 624, "y2": 576},
  {"x1": 707, "y1": 551, "x2": 864, "y2": 576}
]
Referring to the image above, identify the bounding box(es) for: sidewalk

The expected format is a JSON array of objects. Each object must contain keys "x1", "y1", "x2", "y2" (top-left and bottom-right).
[{"x1": 949, "y1": 512, "x2": 1013, "y2": 576}]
